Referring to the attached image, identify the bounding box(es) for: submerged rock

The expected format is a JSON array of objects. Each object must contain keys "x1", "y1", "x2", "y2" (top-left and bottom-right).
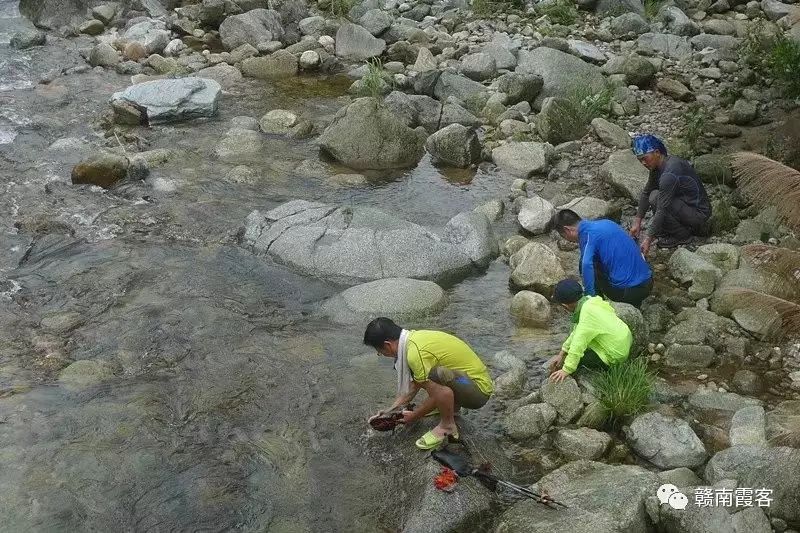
[
  {"x1": 71, "y1": 152, "x2": 130, "y2": 189},
  {"x1": 321, "y1": 278, "x2": 446, "y2": 324}
]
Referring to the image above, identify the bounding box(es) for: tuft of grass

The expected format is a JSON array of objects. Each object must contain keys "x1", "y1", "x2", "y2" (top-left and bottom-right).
[
  {"x1": 328, "y1": 0, "x2": 356, "y2": 18},
  {"x1": 537, "y1": 0, "x2": 578, "y2": 26},
  {"x1": 361, "y1": 58, "x2": 389, "y2": 99},
  {"x1": 643, "y1": 0, "x2": 664, "y2": 20},
  {"x1": 470, "y1": 0, "x2": 524, "y2": 17},
  {"x1": 739, "y1": 20, "x2": 800, "y2": 100},
  {"x1": 567, "y1": 85, "x2": 614, "y2": 125},
  {"x1": 591, "y1": 357, "x2": 654, "y2": 428},
  {"x1": 681, "y1": 104, "x2": 709, "y2": 154}
]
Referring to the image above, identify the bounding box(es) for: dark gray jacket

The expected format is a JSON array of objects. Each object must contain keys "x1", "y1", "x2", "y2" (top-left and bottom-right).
[{"x1": 637, "y1": 156, "x2": 711, "y2": 237}]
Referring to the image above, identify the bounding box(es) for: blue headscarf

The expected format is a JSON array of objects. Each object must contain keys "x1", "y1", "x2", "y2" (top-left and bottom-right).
[{"x1": 632, "y1": 134, "x2": 668, "y2": 157}]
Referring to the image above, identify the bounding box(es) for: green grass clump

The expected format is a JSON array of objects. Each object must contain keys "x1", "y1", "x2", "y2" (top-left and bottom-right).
[
  {"x1": 567, "y1": 85, "x2": 614, "y2": 125},
  {"x1": 537, "y1": 0, "x2": 578, "y2": 26},
  {"x1": 591, "y1": 357, "x2": 653, "y2": 427},
  {"x1": 739, "y1": 20, "x2": 800, "y2": 100},
  {"x1": 681, "y1": 104, "x2": 710, "y2": 154},
  {"x1": 644, "y1": 0, "x2": 665, "y2": 20},
  {"x1": 328, "y1": 0, "x2": 356, "y2": 18},
  {"x1": 361, "y1": 58, "x2": 388, "y2": 99}
]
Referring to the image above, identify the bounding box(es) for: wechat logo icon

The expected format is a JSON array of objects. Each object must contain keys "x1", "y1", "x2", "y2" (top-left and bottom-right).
[{"x1": 657, "y1": 484, "x2": 688, "y2": 510}]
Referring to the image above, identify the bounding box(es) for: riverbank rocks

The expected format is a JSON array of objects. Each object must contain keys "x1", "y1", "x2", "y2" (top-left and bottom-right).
[
  {"x1": 71, "y1": 152, "x2": 130, "y2": 188},
  {"x1": 668, "y1": 248, "x2": 722, "y2": 299},
  {"x1": 243, "y1": 200, "x2": 497, "y2": 284},
  {"x1": 637, "y1": 33, "x2": 692, "y2": 59},
  {"x1": 433, "y1": 72, "x2": 489, "y2": 104},
  {"x1": 626, "y1": 412, "x2": 708, "y2": 469},
  {"x1": 220, "y1": 9, "x2": 284, "y2": 50},
  {"x1": 460, "y1": 52, "x2": 497, "y2": 81},
  {"x1": 729, "y1": 405, "x2": 766, "y2": 446},
  {"x1": 505, "y1": 403, "x2": 557, "y2": 439},
  {"x1": 240, "y1": 50, "x2": 298, "y2": 79},
  {"x1": 320, "y1": 278, "x2": 446, "y2": 323},
  {"x1": 657, "y1": 78, "x2": 694, "y2": 101},
  {"x1": 600, "y1": 149, "x2": 649, "y2": 201},
  {"x1": 491, "y1": 141, "x2": 552, "y2": 178},
  {"x1": 517, "y1": 196, "x2": 555, "y2": 235},
  {"x1": 493, "y1": 73, "x2": 543, "y2": 105},
  {"x1": 695, "y1": 243, "x2": 739, "y2": 272},
  {"x1": 89, "y1": 42, "x2": 120, "y2": 67},
  {"x1": 591, "y1": 118, "x2": 631, "y2": 149},
  {"x1": 663, "y1": 344, "x2": 716, "y2": 368},
  {"x1": 705, "y1": 445, "x2": 800, "y2": 524},
  {"x1": 557, "y1": 196, "x2": 613, "y2": 220},
  {"x1": 110, "y1": 78, "x2": 221, "y2": 125},
  {"x1": 541, "y1": 376, "x2": 583, "y2": 423},
  {"x1": 498, "y1": 461, "x2": 659, "y2": 532},
  {"x1": 510, "y1": 290, "x2": 551, "y2": 326},
  {"x1": 123, "y1": 19, "x2": 171, "y2": 55},
  {"x1": 319, "y1": 98, "x2": 425, "y2": 170},
  {"x1": 554, "y1": 428, "x2": 612, "y2": 460},
  {"x1": 509, "y1": 242, "x2": 565, "y2": 294},
  {"x1": 516, "y1": 47, "x2": 606, "y2": 102},
  {"x1": 335, "y1": 22, "x2": 386, "y2": 60},
  {"x1": 688, "y1": 390, "x2": 763, "y2": 415},
  {"x1": 766, "y1": 400, "x2": 800, "y2": 444},
  {"x1": 425, "y1": 124, "x2": 481, "y2": 168},
  {"x1": 195, "y1": 64, "x2": 243, "y2": 89}
]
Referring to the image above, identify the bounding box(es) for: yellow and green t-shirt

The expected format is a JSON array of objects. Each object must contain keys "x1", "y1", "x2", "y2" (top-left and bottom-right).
[{"x1": 406, "y1": 330, "x2": 494, "y2": 396}]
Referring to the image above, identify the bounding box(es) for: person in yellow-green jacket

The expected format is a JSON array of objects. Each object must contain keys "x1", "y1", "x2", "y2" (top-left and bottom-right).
[
  {"x1": 364, "y1": 317, "x2": 494, "y2": 450},
  {"x1": 547, "y1": 279, "x2": 632, "y2": 383}
]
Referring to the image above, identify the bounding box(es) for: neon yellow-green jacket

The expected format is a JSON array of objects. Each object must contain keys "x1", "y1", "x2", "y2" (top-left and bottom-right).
[{"x1": 562, "y1": 296, "x2": 632, "y2": 374}]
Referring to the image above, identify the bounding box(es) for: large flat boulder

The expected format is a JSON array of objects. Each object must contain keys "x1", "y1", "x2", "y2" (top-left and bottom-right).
[
  {"x1": 516, "y1": 47, "x2": 606, "y2": 102},
  {"x1": 318, "y1": 98, "x2": 425, "y2": 170},
  {"x1": 705, "y1": 445, "x2": 800, "y2": 524},
  {"x1": 110, "y1": 78, "x2": 221, "y2": 125},
  {"x1": 498, "y1": 461, "x2": 659, "y2": 532},
  {"x1": 242, "y1": 200, "x2": 497, "y2": 284}
]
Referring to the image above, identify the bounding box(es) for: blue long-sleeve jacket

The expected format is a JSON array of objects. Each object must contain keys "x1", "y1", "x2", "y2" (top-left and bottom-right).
[{"x1": 578, "y1": 220, "x2": 652, "y2": 295}]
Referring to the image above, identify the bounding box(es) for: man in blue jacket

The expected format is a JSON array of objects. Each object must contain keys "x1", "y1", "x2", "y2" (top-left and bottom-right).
[
  {"x1": 551, "y1": 209, "x2": 653, "y2": 308},
  {"x1": 630, "y1": 134, "x2": 712, "y2": 255}
]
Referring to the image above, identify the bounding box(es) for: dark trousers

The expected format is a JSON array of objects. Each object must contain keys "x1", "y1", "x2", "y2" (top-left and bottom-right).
[
  {"x1": 649, "y1": 190, "x2": 710, "y2": 240},
  {"x1": 595, "y1": 269, "x2": 653, "y2": 308},
  {"x1": 579, "y1": 349, "x2": 607, "y2": 370}
]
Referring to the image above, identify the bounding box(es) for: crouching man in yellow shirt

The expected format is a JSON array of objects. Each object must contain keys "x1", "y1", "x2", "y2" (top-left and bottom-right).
[
  {"x1": 548, "y1": 279, "x2": 633, "y2": 383},
  {"x1": 364, "y1": 317, "x2": 494, "y2": 450}
]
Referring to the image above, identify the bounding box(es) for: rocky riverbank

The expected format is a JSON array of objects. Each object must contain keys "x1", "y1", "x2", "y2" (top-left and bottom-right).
[{"x1": 3, "y1": 0, "x2": 800, "y2": 530}]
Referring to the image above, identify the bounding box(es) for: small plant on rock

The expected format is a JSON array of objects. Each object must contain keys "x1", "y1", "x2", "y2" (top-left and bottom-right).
[
  {"x1": 643, "y1": 0, "x2": 665, "y2": 20},
  {"x1": 328, "y1": 0, "x2": 356, "y2": 18},
  {"x1": 537, "y1": 0, "x2": 578, "y2": 26},
  {"x1": 591, "y1": 357, "x2": 653, "y2": 428},
  {"x1": 361, "y1": 58, "x2": 389, "y2": 99},
  {"x1": 566, "y1": 85, "x2": 614, "y2": 125},
  {"x1": 681, "y1": 104, "x2": 709, "y2": 154},
  {"x1": 739, "y1": 20, "x2": 800, "y2": 100}
]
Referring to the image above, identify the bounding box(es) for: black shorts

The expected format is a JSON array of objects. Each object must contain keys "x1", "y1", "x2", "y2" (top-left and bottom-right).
[{"x1": 428, "y1": 366, "x2": 490, "y2": 409}]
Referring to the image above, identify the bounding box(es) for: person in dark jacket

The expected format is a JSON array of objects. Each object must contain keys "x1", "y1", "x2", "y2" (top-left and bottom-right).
[
  {"x1": 629, "y1": 134, "x2": 712, "y2": 255},
  {"x1": 551, "y1": 209, "x2": 653, "y2": 308}
]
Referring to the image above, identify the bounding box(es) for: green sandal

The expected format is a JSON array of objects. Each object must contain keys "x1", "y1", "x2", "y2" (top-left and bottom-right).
[{"x1": 415, "y1": 428, "x2": 460, "y2": 450}]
